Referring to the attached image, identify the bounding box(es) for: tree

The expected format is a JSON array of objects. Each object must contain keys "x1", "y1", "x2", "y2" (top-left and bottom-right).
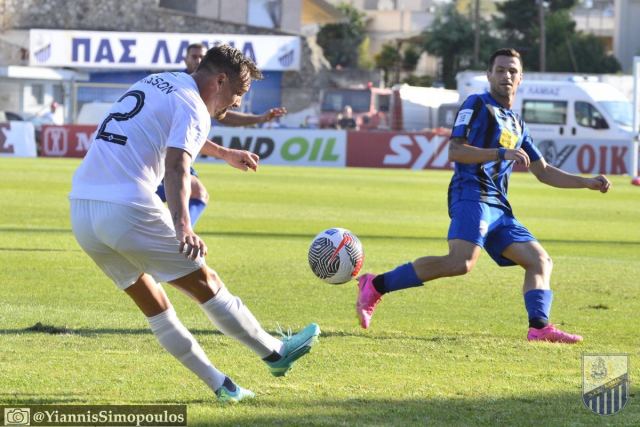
[
  {"x1": 374, "y1": 42, "x2": 421, "y2": 86},
  {"x1": 421, "y1": 3, "x2": 498, "y2": 88},
  {"x1": 316, "y1": 3, "x2": 368, "y2": 69},
  {"x1": 495, "y1": 0, "x2": 619, "y2": 73},
  {"x1": 375, "y1": 43, "x2": 402, "y2": 86},
  {"x1": 358, "y1": 36, "x2": 374, "y2": 70},
  {"x1": 402, "y1": 45, "x2": 421, "y2": 72}
]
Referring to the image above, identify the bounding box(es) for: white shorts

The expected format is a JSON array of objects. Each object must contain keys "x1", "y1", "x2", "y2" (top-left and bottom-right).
[{"x1": 70, "y1": 199, "x2": 204, "y2": 290}]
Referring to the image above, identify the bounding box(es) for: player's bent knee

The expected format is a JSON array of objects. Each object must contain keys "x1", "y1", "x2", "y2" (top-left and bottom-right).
[
  {"x1": 205, "y1": 266, "x2": 223, "y2": 287},
  {"x1": 448, "y1": 256, "x2": 475, "y2": 276},
  {"x1": 524, "y1": 254, "x2": 552, "y2": 275},
  {"x1": 190, "y1": 179, "x2": 209, "y2": 203}
]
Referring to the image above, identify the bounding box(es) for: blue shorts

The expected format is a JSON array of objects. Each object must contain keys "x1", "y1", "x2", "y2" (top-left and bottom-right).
[
  {"x1": 156, "y1": 166, "x2": 198, "y2": 202},
  {"x1": 447, "y1": 201, "x2": 536, "y2": 266}
]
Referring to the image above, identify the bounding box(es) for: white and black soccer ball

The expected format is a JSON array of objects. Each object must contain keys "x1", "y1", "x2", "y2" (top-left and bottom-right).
[{"x1": 308, "y1": 228, "x2": 364, "y2": 285}]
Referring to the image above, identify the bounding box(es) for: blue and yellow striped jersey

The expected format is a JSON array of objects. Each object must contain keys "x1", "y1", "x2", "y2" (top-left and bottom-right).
[{"x1": 448, "y1": 91, "x2": 542, "y2": 213}]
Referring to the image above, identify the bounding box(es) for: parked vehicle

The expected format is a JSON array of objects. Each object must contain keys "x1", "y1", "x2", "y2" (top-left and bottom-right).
[
  {"x1": 319, "y1": 85, "x2": 391, "y2": 130},
  {"x1": 389, "y1": 84, "x2": 459, "y2": 131}
]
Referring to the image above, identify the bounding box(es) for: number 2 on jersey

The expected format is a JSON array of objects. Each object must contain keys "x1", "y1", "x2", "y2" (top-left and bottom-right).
[{"x1": 97, "y1": 90, "x2": 146, "y2": 145}]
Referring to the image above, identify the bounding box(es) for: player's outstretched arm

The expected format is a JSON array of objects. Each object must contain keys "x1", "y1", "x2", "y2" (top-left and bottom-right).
[
  {"x1": 199, "y1": 139, "x2": 259, "y2": 172},
  {"x1": 448, "y1": 137, "x2": 530, "y2": 166},
  {"x1": 218, "y1": 107, "x2": 287, "y2": 127},
  {"x1": 165, "y1": 148, "x2": 208, "y2": 259},
  {"x1": 529, "y1": 158, "x2": 611, "y2": 193}
]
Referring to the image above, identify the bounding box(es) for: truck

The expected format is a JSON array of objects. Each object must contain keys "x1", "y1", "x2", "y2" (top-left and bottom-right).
[
  {"x1": 319, "y1": 84, "x2": 459, "y2": 131},
  {"x1": 389, "y1": 84, "x2": 459, "y2": 131},
  {"x1": 319, "y1": 85, "x2": 392, "y2": 130}
]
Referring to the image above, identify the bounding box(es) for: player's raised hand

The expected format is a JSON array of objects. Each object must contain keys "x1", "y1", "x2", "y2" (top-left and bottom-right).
[
  {"x1": 224, "y1": 148, "x2": 259, "y2": 172},
  {"x1": 176, "y1": 226, "x2": 208, "y2": 260},
  {"x1": 505, "y1": 148, "x2": 530, "y2": 167},
  {"x1": 262, "y1": 107, "x2": 287, "y2": 123},
  {"x1": 587, "y1": 175, "x2": 611, "y2": 193}
]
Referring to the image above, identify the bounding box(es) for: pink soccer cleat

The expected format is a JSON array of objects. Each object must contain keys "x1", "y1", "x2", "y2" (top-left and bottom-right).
[
  {"x1": 527, "y1": 324, "x2": 583, "y2": 344},
  {"x1": 356, "y1": 274, "x2": 383, "y2": 329}
]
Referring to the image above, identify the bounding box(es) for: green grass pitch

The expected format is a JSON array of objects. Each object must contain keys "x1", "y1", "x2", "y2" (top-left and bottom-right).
[{"x1": 0, "y1": 157, "x2": 638, "y2": 426}]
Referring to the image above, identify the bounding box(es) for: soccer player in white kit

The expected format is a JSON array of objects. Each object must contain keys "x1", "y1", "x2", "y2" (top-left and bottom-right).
[{"x1": 69, "y1": 45, "x2": 320, "y2": 403}]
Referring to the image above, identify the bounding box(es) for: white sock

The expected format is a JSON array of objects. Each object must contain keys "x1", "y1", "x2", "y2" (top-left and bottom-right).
[
  {"x1": 148, "y1": 308, "x2": 226, "y2": 392},
  {"x1": 201, "y1": 286, "x2": 283, "y2": 358}
]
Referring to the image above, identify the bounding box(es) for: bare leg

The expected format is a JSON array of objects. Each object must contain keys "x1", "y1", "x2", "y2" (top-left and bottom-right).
[
  {"x1": 413, "y1": 239, "x2": 482, "y2": 282},
  {"x1": 501, "y1": 241, "x2": 552, "y2": 294},
  {"x1": 124, "y1": 273, "x2": 171, "y2": 316}
]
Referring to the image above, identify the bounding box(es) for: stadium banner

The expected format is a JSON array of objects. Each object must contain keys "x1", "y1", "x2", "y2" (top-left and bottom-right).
[
  {"x1": 346, "y1": 131, "x2": 453, "y2": 170},
  {"x1": 40, "y1": 125, "x2": 96, "y2": 158},
  {"x1": 29, "y1": 29, "x2": 300, "y2": 71},
  {"x1": 0, "y1": 121, "x2": 37, "y2": 157},
  {"x1": 534, "y1": 138, "x2": 640, "y2": 175},
  {"x1": 201, "y1": 128, "x2": 346, "y2": 167}
]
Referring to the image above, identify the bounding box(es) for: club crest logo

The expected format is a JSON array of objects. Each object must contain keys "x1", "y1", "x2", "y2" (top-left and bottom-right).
[
  {"x1": 278, "y1": 47, "x2": 294, "y2": 67},
  {"x1": 582, "y1": 354, "x2": 629, "y2": 416}
]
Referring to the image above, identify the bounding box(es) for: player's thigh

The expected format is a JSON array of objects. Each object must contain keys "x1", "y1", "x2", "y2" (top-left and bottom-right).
[
  {"x1": 448, "y1": 239, "x2": 482, "y2": 266},
  {"x1": 486, "y1": 215, "x2": 541, "y2": 267},
  {"x1": 70, "y1": 200, "x2": 144, "y2": 289},
  {"x1": 501, "y1": 240, "x2": 550, "y2": 270},
  {"x1": 95, "y1": 204, "x2": 205, "y2": 285}
]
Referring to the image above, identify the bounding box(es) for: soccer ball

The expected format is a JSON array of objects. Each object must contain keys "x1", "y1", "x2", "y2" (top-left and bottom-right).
[{"x1": 308, "y1": 228, "x2": 364, "y2": 284}]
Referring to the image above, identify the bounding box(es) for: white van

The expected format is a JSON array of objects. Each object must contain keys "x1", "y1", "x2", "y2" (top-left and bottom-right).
[{"x1": 457, "y1": 76, "x2": 637, "y2": 175}]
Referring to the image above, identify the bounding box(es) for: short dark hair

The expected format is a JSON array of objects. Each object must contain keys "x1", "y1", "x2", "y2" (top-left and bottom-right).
[
  {"x1": 187, "y1": 43, "x2": 206, "y2": 53},
  {"x1": 488, "y1": 48, "x2": 522, "y2": 71},
  {"x1": 197, "y1": 44, "x2": 263, "y2": 88}
]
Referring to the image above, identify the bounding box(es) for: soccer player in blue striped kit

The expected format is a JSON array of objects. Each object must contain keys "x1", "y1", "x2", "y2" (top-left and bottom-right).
[{"x1": 356, "y1": 48, "x2": 611, "y2": 343}]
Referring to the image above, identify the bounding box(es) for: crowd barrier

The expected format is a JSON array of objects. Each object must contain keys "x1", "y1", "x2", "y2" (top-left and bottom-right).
[{"x1": 19, "y1": 124, "x2": 640, "y2": 176}]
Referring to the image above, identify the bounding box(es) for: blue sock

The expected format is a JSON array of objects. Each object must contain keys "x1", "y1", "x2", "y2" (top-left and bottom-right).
[
  {"x1": 375, "y1": 262, "x2": 423, "y2": 294},
  {"x1": 524, "y1": 289, "x2": 553, "y2": 329},
  {"x1": 188, "y1": 198, "x2": 207, "y2": 226}
]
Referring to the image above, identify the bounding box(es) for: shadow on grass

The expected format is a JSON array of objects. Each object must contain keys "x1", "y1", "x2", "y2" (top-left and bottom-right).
[
  {"x1": 2, "y1": 394, "x2": 635, "y2": 425},
  {"x1": 0, "y1": 324, "x2": 462, "y2": 343},
  {"x1": 1, "y1": 227, "x2": 639, "y2": 247},
  {"x1": 186, "y1": 395, "x2": 639, "y2": 427},
  {"x1": 0, "y1": 393, "x2": 86, "y2": 405}
]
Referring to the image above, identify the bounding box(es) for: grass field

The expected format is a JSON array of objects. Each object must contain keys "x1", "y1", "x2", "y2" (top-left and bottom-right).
[{"x1": 0, "y1": 157, "x2": 638, "y2": 426}]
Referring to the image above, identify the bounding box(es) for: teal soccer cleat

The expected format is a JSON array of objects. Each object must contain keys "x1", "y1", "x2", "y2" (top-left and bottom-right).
[
  {"x1": 215, "y1": 378, "x2": 256, "y2": 404},
  {"x1": 267, "y1": 323, "x2": 321, "y2": 377}
]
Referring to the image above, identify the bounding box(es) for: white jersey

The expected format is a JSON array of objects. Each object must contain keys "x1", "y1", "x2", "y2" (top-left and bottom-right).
[{"x1": 69, "y1": 72, "x2": 210, "y2": 210}]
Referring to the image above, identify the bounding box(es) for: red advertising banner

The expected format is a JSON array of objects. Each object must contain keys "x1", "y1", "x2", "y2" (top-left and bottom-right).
[
  {"x1": 346, "y1": 130, "x2": 639, "y2": 175},
  {"x1": 346, "y1": 130, "x2": 453, "y2": 170},
  {"x1": 40, "y1": 125, "x2": 96, "y2": 157}
]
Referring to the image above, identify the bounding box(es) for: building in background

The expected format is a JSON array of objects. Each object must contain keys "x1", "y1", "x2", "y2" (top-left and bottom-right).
[
  {"x1": 326, "y1": 0, "x2": 443, "y2": 76},
  {"x1": 614, "y1": 0, "x2": 640, "y2": 73},
  {"x1": 0, "y1": 0, "x2": 346, "y2": 123}
]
